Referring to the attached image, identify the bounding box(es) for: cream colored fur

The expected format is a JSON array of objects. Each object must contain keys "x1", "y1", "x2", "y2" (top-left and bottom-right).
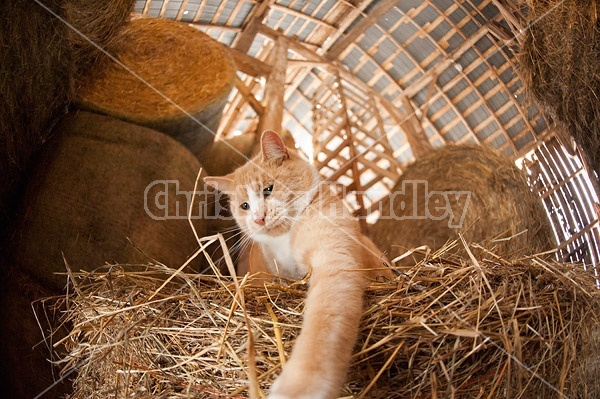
[{"x1": 205, "y1": 130, "x2": 392, "y2": 399}]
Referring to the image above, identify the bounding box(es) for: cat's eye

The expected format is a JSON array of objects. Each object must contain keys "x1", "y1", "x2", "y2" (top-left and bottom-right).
[
  {"x1": 263, "y1": 185, "x2": 274, "y2": 197},
  {"x1": 240, "y1": 202, "x2": 250, "y2": 210}
]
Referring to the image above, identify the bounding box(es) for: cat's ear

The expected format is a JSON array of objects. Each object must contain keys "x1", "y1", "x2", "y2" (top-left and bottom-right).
[
  {"x1": 203, "y1": 176, "x2": 234, "y2": 193},
  {"x1": 260, "y1": 130, "x2": 289, "y2": 163}
]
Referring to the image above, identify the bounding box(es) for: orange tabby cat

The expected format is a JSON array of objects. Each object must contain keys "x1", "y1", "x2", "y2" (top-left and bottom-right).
[{"x1": 204, "y1": 130, "x2": 392, "y2": 399}]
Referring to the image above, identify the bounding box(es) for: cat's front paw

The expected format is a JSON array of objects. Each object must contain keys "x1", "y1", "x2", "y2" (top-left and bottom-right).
[{"x1": 267, "y1": 368, "x2": 336, "y2": 399}]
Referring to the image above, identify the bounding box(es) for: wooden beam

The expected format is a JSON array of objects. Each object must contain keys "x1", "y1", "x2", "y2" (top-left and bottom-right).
[
  {"x1": 271, "y1": 3, "x2": 337, "y2": 31},
  {"x1": 357, "y1": 155, "x2": 398, "y2": 180},
  {"x1": 261, "y1": 23, "x2": 408, "y2": 139},
  {"x1": 257, "y1": 36, "x2": 288, "y2": 134},
  {"x1": 313, "y1": 120, "x2": 345, "y2": 154},
  {"x1": 233, "y1": 0, "x2": 272, "y2": 53},
  {"x1": 261, "y1": 24, "x2": 379, "y2": 105},
  {"x1": 223, "y1": 0, "x2": 247, "y2": 26},
  {"x1": 319, "y1": 0, "x2": 376, "y2": 53},
  {"x1": 175, "y1": 0, "x2": 189, "y2": 21},
  {"x1": 419, "y1": 75, "x2": 437, "y2": 123},
  {"x1": 217, "y1": 75, "x2": 259, "y2": 138},
  {"x1": 326, "y1": 0, "x2": 399, "y2": 61},
  {"x1": 234, "y1": 76, "x2": 264, "y2": 115},
  {"x1": 389, "y1": 97, "x2": 432, "y2": 159},
  {"x1": 229, "y1": 47, "x2": 272, "y2": 76},
  {"x1": 326, "y1": 161, "x2": 354, "y2": 183},
  {"x1": 401, "y1": 27, "x2": 489, "y2": 98},
  {"x1": 259, "y1": 21, "x2": 443, "y2": 161},
  {"x1": 142, "y1": 0, "x2": 152, "y2": 15},
  {"x1": 338, "y1": 76, "x2": 367, "y2": 233},
  {"x1": 287, "y1": 59, "x2": 330, "y2": 69},
  {"x1": 189, "y1": 23, "x2": 241, "y2": 32},
  {"x1": 316, "y1": 137, "x2": 351, "y2": 169}
]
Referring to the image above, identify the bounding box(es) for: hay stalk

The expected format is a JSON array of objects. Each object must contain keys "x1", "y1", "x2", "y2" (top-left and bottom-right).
[{"x1": 41, "y1": 237, "x2": 600, "y2": 398}]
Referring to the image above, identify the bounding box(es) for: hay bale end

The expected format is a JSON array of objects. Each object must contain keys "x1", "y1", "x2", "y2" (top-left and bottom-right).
[
  {"x1": 77, "y1": 18, "x2": 236, "y2": 153},
  {"x1": 370, "y1": 145, "x2": 555, "y2": 262}
]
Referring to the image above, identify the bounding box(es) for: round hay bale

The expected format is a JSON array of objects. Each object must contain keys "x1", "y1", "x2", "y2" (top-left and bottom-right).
[
  {"x1": 50, "y1": 251, "x2": 600, "y2": 398},
  {"x1": 77, "y1": 18, "x2": 236, "y2": 153},
  {"x1": 10, "y1": 111, "x2": 208, "y2": 291},
  {"x1": 370, "y1": 145, "x2": 555, "y2": 261},
  {"x1": 518, "y1": 0, "x2": 600, "y2": 176},
  {"x1": 0, "y1": 0, "x2": 133, "y2": 237}
]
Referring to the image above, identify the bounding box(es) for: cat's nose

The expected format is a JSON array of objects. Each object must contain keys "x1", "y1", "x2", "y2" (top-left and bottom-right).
[{"x1": 254, "y1": 217, "x2": 266, "y2": 226}]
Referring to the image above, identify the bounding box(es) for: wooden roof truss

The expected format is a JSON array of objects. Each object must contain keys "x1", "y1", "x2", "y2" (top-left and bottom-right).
[
  {"x1": 134, "y1": 1, "x2": 600, "y2": 283},
  {"x1": 311, "y1": 70, "x2": 401, "y2": 226}
]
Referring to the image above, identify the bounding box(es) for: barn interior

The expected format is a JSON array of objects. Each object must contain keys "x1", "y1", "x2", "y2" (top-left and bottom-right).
[{"x1": 0, "y1": 0, "x2": 599, "y2": 398}]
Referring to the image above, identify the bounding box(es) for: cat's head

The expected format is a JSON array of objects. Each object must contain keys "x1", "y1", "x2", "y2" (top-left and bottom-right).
[{"x1": 204, "y1": 131, "x2": 320, "y2": 240}]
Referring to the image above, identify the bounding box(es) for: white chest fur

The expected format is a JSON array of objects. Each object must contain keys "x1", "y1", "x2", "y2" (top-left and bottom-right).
[{"x1": 254, "y1": 232, "x2": 301, "y2": 278}]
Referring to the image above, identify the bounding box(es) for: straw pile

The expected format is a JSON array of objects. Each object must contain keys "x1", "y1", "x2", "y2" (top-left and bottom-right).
[
  {"x1": 78, "y1": 18, "x2": 236, "y2": 153},
  {"x1": 47, "y1": 238, "x2": 600, "y2": 399},
  {"x1": 11, "y1": 112, "x2": 208, "y2": 291},
  {"x1": 518, "y1": 0, "x2": 600, "y2": 176},
  {"x1": 370, "y1": 145, "x2": 555, "y2": 262}
]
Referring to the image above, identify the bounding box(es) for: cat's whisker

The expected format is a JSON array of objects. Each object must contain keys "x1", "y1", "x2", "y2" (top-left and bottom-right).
[
  {"x1": 215, "y1": 226, "x2": 243, "y2": 236},
  {"x1": 204, "y1": 226, "x2": 244, "y2": 258},
  {"x1": 210, "y1": 232, "x2": 253, "y2": 272},
  {"x1": 222, "y1": 227, "x2": 245, "y2": 241},
  {"x1": 225, "y1": 228, "x2": 251, "y2": 250}
]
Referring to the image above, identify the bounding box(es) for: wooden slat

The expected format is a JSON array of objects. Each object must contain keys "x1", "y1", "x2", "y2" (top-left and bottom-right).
[
  {"x1": 325, "y1": 161, "x2": 354, "y2": 182},
  {"x1": 230, "y1": 47, "x2": 272, "y2": 76},
  {"x1": 234, "y1": 76, "x2": 264, "y2": 115},
  {"x1": 217, "y1": 41, "x2": 274, "y2": 138},
  {"x1": 209, "y1": 0, "x2": 229, "y2": 24},
  {"x1": 257, "y1": 36, "x2": 288, "y2": 134},
  {"x1": 326, "y1": 0, "x2": 400, "y2": 60},
  {"x1": 218, "y1": 76, "x2": 258, "y2": 138},
  {"x1": 234, "y1": 0, "x2": 273, "y2": 53},
  {"x1": 357, "y1": 155, "x2": 398, "y2": 180},
  {"x1": 142, "y1": 0, "x2": 152, "y2": 15},
  {"x1": 316, "y1": 136, "x2": 351, "y2": 169},
  {"x1": 175, "y1": 0, "x2": 189, "y2": 21},
  {"x1": 271, "y1": 4, "x2": 337, "y2": 31},
  {"x1": 402, "y1": 27, "x2": 490, "y2": 98},
  {"x1": 401, "y1": 97, "x2": 433, "y2": 158}
]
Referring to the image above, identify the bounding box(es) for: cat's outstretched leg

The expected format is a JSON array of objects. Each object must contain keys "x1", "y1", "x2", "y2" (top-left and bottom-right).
[{"x1": 267, "y1": 248, "x2": 367, "y2": 399}]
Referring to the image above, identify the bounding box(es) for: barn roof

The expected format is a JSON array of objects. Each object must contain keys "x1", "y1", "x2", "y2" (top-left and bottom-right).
[
  {"x1": 132, "y1": 0, "x2": 599, "y2": 277},
  {"x1": 134, "y1": 0, "x2": 550, "y2": 162}
]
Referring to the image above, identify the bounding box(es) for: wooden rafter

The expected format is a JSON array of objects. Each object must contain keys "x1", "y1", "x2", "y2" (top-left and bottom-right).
[
  {"x1": 257, "y1": 35, "x2": 288, "y2": 134},
  {"x1": 326, "y1": 0, "x2": 400, "y2": 61},
  {"x1": 399, "y1": 98, "x2": 433, "y2": 159},
  {"x1": 234, "y1": 0, "x2": 273, "y2": 53},
  {"x1": 234, "y1": 76, "x2": 264, "y2": 115},
  {"x1": 169, "y1": 0, "x2": 550, "y2": 162},
  {"x1": 229, "y1": 47, "x2": 271, "y2": 76},
  {"x1": 310, "y1": 69, "x2": 400, "y2": 225}
]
